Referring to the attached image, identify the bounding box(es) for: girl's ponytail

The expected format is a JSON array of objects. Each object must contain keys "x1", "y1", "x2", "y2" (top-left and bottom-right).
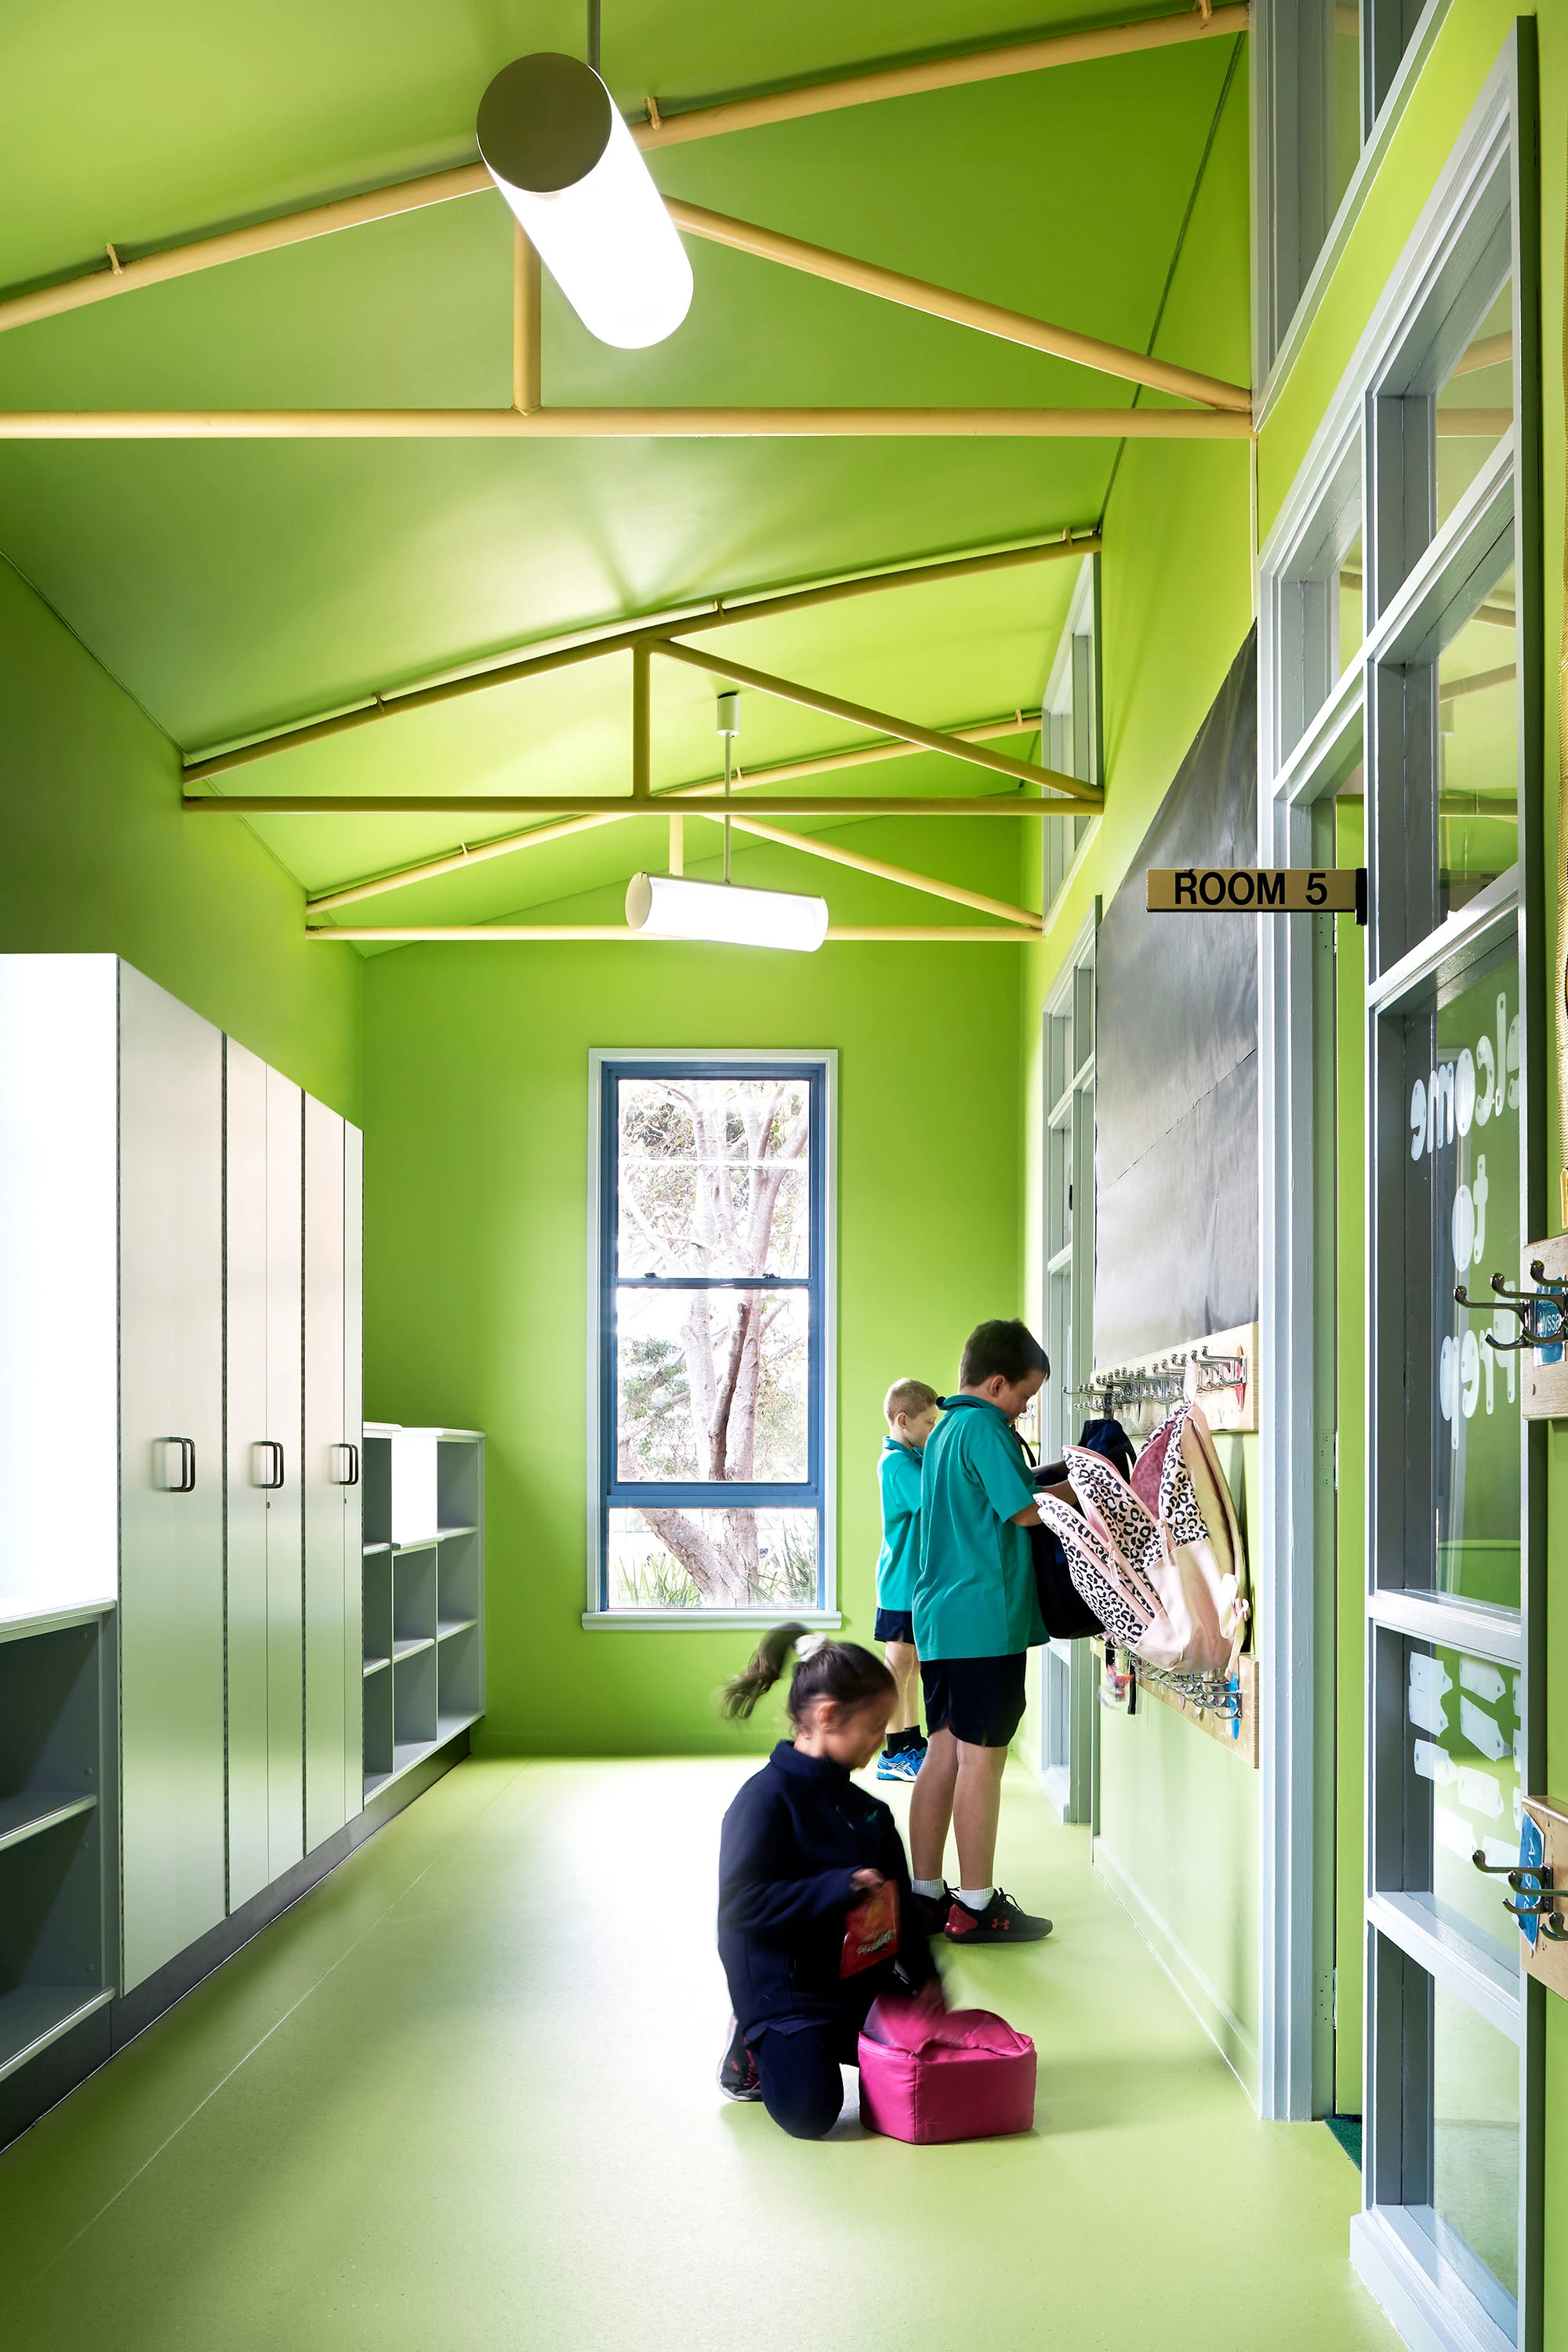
[
  {"x1": 720, "y1": 1622, "x2": 808, "y2": 1719},
  {"x1": 720, "y1": 1624, "x2": 895, "y2": 1723}
]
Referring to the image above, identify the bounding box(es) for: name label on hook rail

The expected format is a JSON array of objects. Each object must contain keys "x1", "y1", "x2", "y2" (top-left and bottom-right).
[{"x1": 1146, "y1": 867, "x2": 1367, "y2": 922}]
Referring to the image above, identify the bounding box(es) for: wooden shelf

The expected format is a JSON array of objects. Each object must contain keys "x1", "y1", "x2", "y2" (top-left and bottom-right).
[
  {"x1": 390, "y1": 1636, "x2": 433, "y2": 1662},
  {"x1": 362, "y1": 1541, "x2": 391, "y2": 1557},
  {"x1": 0, "y1": 1791, "x2": 96, "y2": 1855},
  {"x1": 0, "y1": 1986, "x2": 113, "y2": 2087},
  {"x1": 437, "y1": 1617, "x2": 477, "y2": 1640},
  {"x1": 437, "y1": 1524, "x2": 478, "y2": 1540},
  {"x1": 361, "y1": 1655, "x2": 390, "y2": 1679},
  {"x1": 392, "y1": 1537, "x2": 438, "y2": 1554}
]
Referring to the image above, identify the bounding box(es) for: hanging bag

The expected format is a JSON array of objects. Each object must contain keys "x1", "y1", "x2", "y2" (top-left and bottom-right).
[{"x1": 1036, "y1": 1400, "x2": 1247, "y2": 1680}]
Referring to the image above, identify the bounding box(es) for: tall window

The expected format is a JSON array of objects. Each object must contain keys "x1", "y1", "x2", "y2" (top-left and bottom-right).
[
  {"x1": 1042, "y1": 554, "x2": 1101, "y2": 916},
  {"x1": 587, "y1": 1053, "x2": 835, "y2": 1622}
]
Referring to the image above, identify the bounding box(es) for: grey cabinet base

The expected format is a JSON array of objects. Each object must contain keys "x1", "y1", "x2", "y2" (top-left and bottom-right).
[{"x1": 0, "y1": 1731, "x2": 468, "y2": 2154}]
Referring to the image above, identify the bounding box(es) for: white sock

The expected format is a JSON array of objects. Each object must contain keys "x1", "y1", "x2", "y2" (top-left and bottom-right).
[
  {"x1": 912, "y1": 1878, "x2": 946, "y2": 1899},
  {"x1": 957, "y1": 1886, "x2": 994, "y2": 1911}
]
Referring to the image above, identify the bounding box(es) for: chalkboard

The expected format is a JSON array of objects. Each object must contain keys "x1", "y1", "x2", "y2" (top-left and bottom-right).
[{"x1": 1094, "y1": 630, "x2": 1258, "y2": 1367}]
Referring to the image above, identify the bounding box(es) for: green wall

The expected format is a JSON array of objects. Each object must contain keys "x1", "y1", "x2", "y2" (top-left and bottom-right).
[
  {"x1": 0, "y1": 554, "x2": 361, "y2": 1115},
  {"x1": 361, "y1": 822, "x2": 1024, "y2": 1755},
  {"x1": 1018, "y1": 53, "x2": 1262, "y2": 2085}
]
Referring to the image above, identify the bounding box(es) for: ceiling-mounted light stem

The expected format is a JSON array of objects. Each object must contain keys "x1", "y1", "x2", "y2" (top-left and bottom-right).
[
  {"x1": 586, "y1": 0, "x2": 601, "y2": 77},
  {"x1": 477, "y1": 54, "x2": 692, "y2": 348},
  {"x1": 717, "y1": 689, "x2": 739, "y2": 884}
]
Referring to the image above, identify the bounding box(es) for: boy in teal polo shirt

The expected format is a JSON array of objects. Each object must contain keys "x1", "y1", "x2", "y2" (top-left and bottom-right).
[
  {"x1": 873, "y1": 1377, "x2": 941, "y2": 1783},
  {"x1": 909, "y1": 1319, "x2": 1051, "y2": 1946}
]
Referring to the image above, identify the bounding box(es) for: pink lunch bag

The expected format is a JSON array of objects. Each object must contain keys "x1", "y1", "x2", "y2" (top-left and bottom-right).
[{"x1": 857, "y1": 1996, "x2": 1036, "y2": 2144}]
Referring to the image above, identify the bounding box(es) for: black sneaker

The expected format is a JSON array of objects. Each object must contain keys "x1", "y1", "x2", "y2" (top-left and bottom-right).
[
  {"x1": 717, "y1": 2016, "x2": 761, "y2": 2101},
  {"x1": 945, "y1": 1887, "x2": 1053, "y2": 1944},
  {"x1": 911, "y1": 1884, "x2": 953, "y2": 1937}
]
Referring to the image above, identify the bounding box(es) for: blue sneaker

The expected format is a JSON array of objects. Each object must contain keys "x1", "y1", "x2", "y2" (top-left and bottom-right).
[{"x1": 876, "y1": 1744, "x2": 926, "y2": 1782}]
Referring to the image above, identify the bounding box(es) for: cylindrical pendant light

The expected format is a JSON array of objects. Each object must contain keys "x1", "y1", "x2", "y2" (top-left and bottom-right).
[
  {"x1": 477, "y1": 53, "x2": 693, "y2": 350},
  {"x1": 626, "y1": 873, "x2": 829, "y2": 953}
]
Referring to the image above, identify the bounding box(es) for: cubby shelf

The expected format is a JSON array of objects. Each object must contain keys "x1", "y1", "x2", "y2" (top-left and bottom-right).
[
  {"x1": 0, "y1": 1791, "x2": 97, "y2": 1855},
  {"x1": 360, "y1": 1428, "x2": 485, "y2": 1809},
  {"x1": 0, "y1": 1985, "x2": 115, "y2": 2087}
]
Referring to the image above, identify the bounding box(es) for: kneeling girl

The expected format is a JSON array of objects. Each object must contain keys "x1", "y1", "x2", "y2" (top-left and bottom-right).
[{"x1": 717, "y1": 1624, "x2": 943, "y2": 2139}]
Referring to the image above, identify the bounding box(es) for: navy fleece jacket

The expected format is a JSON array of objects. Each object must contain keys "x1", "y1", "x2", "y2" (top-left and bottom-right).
[{"x1": 717, "y1": 1741, "x2": 938, "y2": 2038}]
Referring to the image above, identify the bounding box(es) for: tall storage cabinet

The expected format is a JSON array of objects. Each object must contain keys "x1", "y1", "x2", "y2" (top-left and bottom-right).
[
  {"x1": 0, "y1": 955, "x2": 365, "y2": 2011},
  {"x1": 118, "y1": 967, "x2": 227, "y2": 1987},
  {"x1": 224, "y1": 1045, "x2": 305, "y2": 1911}
]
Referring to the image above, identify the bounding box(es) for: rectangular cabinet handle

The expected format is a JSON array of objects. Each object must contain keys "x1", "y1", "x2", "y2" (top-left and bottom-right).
[
  {"x1": 155, "y1": 1436, "x2": 197, "y2": 1492},
  {"x1": 329, "y1": 1441, "x2": 360, "y2": 1487},
  {"x1": 252, "y1": 1439, "x2": 285, "y2": 1490}
]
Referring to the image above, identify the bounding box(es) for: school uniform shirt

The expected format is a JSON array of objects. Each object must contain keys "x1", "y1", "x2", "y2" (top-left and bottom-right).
[
  {"x1": 874, "y1": 1436, "x2": 924, "y2": 1613},
  {"x1": 717, "y1": 1742, "x2": 937, "y2": 2038},
  {"x1": 913, "y1": 1392, "x2": 1045, "y2": 1661}
]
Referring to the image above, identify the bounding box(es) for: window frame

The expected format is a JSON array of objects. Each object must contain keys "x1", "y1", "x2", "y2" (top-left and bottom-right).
[
  {"x1": 1258, "y1": 30, "x2": 1544, "y2": 2344},
  {"x1": 1040, "y1": 554, "x2": 1102, "y2": 920},
  {"x1": 583, "y1": 1047, "x2": 840, "y2": 1630}
]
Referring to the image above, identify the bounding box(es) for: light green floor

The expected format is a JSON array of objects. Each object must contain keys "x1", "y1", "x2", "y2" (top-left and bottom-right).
[{"x1": 0, "y1": 1757, "x2": 1398, "y2": 2352}]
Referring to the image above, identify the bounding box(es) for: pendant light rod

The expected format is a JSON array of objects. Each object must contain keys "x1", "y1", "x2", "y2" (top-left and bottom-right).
[
  {"x1": 667, "y1": 200, "x2": 1251, "y2": 412},
  {"x1": 512, "y1": 230, "x2": 542, "y2": 412},
  {"x1": 182, "y1": 532, "x2": 1096, "y2": 779},
  {"x1": 586, "y1": 0, "x2": 601, "y2": 76}
]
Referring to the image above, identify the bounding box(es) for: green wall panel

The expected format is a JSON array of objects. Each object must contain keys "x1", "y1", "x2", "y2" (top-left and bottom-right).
[
  {"x1": 0, "y1": 557, "x2": 360, "y2": 1114},
  {"x1": 361, "y1": 825, "x2": 1023, "y2": 1756}
]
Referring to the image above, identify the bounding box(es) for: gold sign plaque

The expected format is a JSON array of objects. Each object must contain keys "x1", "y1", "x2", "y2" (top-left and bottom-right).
[{"x1": 1146, "y1": 866, "x2": 1366, "y2": 917}]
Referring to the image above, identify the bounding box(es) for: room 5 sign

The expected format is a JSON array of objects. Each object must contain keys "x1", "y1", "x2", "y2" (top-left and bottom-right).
[{"x1": 1146, "y1": 867, "x2": 1368, "y2": 924}]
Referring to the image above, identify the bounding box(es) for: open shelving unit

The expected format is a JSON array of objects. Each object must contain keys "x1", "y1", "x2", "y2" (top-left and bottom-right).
[
  {"x1": 361, "y1": 1426, "x2": 485, "y2": 1805},
  {"x1": 0, "y1": 1604, "x2": 116, "y2": 2084}
]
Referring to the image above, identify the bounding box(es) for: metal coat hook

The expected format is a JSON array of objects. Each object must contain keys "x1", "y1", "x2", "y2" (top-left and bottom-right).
[{"x1": 1454, "y1": 1272, "x2": 1562, "y2": 1350}]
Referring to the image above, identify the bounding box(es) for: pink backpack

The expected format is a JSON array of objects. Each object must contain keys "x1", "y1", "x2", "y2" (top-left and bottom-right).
[
  {"x1": 858, "y1": 1998, "x2": 1036, "y2": 2143},
  {"x1": 1036, "y1": 1400, "x2": 1248, "y2": 1680}
]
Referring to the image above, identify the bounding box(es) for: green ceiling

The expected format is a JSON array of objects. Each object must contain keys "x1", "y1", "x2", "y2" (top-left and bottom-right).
[{"x1": 0, "y1": 2, "x2": 1245, "y2": 934}]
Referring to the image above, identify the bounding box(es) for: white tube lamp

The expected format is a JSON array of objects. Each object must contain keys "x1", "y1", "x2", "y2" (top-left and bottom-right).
[
  {"x1": 626, "y1": 873, "x2": 829, "y2": 952},
  {"x1": 477, "y1": 53, "x2": 693, "y2": 350}
]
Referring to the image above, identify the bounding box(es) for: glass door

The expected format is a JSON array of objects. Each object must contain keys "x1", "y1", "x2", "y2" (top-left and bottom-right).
[{"x1": 1359, "y1": 71, "x2": 1542, "y2": 2349}]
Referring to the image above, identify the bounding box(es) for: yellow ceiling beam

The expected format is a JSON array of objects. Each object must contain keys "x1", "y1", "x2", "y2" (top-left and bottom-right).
[
  {"x1": 652, "y1": 638, "x2": 1094, "y2": 799},
  {"x1": 0, "y1": 405, "x2": 1250, "y2": 440},
  {"x1": 668, "y1": 199, "x2": 1250, "y2": 412},
  {"x1": 184, "y1": 532, "x2": 1094, "y2": 780},
  {"x1": 190, "y1": 792, "x2": 1087, "y2": 817},
  {"x1": 0, "y1": 7, "x2": 1245, "y2": 339},
  {"x1": 304, "y1": 714, "x2": 1036, "y2": 912},
  {"x1": 714, "y1": 812, "x2": 1043, "y2": 927},
  {"x1": 306, "y1": 923, "x2": 1037, "y2": 942}
]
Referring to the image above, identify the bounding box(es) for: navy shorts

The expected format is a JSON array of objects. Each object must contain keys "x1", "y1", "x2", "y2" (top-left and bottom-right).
[
  {"x1": 920, "y1": 1653, "x2": 1029, "y2": 1748},
  {"x1": 874, "y1": 1607, "x2": 915, "y2": 1644}
]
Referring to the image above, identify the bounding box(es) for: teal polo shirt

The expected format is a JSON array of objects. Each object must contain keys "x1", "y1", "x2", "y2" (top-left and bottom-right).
[
  {"x1": 913, "y1": 1395, "x2": 1044, "y2": 1661},
  {"x1": 875, "y1": 1437, "x2": 924, "y2": 1613}
]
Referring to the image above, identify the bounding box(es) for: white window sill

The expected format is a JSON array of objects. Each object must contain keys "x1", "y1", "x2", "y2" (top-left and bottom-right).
[{"x1": 582, "y1": 1610, "x2": 843, "y2": 1633}]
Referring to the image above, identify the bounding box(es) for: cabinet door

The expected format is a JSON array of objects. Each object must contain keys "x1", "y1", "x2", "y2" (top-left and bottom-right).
[
  {"x1": 223, "y1": 1041, "x2": 270, "y2": 1910},
  {"x1": 226, "y1": 1045, "x2": 305, "y2": 1909},
  {"x1": 119, "y1": 964, "x2": 225, "y2": 1991},
  {"x1": 342, "y1": 1120, "x2": 365, "y2": 1824},
  {"x1": 263, "y1": 1068, "x2": 305, "y2": 1878},
  {"x1": 303, "y1": 1096, "x2": 349, "y2": 1853}
]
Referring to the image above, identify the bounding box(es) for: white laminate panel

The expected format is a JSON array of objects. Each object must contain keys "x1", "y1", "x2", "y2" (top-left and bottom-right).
[
  {"x1": 303, "y1": 1095, "x2": 348, "y2": 1853},
  {"x1": 223, "y1": 1039, "x2": 271, "y2": 1911},
  {"x1": 118, "y1": 963, "x2": 225, "y2": 1991},
  {"x1": 265, "y1": 1067, "x2": 305, "y2": 1877}
]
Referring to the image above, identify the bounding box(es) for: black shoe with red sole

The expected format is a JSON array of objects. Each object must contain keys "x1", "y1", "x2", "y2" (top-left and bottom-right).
[{"x1": 945, "y1": 1887, "x2": 1053, "y2": 1944}]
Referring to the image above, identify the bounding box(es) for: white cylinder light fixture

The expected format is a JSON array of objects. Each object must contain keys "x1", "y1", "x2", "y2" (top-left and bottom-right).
[
  {"x1": 477, "y1": 53, "x2": 693, "y2": 350},
  {"x1": 626, "y1": 873, "x2": 829, "y2": 953}
]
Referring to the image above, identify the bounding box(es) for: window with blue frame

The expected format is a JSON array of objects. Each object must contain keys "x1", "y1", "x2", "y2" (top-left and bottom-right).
[{"x1": 593, "y1": 1055, "x2": 830, "y2": 1613}]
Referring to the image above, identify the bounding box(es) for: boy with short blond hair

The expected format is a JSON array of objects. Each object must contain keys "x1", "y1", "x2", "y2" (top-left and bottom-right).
[{"x1": 873, "y1": 1378, "x2": 942, "y2": 1783}]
